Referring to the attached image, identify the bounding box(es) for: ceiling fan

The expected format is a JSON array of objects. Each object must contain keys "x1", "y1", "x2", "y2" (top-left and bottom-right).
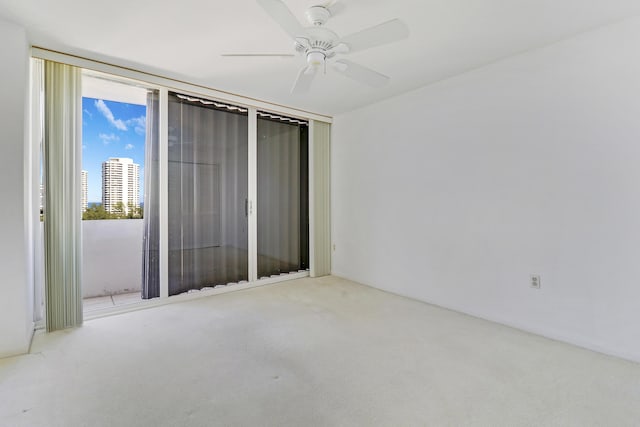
[{"x1": 223, "y1": 0, "x2": 410, "y2": 93}]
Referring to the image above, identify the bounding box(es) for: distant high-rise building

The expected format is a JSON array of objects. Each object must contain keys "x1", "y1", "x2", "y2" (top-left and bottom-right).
[
  {"x1": 81, "y1": 170, "x2": 88, "y2": 212},
  {"x1": 102, "y1": 158, "x2": 140, "y2": 214}
]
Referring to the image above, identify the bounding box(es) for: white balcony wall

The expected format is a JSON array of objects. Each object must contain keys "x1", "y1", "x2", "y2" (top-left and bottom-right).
[{"x1": 82, "y1": 219, "x2": 143, "y2": 298}]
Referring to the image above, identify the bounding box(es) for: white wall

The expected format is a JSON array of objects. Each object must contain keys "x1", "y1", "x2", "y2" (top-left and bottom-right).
[
  {"x1": 82, "y1": 220, "x2": 143, "y2": 298},
  {"x1": 332, "y1": 17, "x2": 640, "y2": 362},
  {"x1": 0, "y1": 17, "x2": 33, "y2": 358}
]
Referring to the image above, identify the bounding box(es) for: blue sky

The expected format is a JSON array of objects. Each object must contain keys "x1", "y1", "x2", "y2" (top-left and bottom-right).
[{"x1": 82, "y1": 97, "x2": 146, "y2": 203}]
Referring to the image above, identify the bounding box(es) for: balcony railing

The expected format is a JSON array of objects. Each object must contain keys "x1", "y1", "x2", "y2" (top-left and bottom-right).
[{"x1": 82, "y1": 219, "x2": 143, "y2": 298}]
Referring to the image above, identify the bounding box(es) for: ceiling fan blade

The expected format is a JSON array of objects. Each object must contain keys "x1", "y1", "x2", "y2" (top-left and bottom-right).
[
  {"x1": 256, "y1": 0, "x2": 307, "y2": 39},
  {"x1": 291, "y1": 66, "x2": 317, "y2": 94},
  {"x1": 221, "y1": 53, "x2": 295, "y2": 57},
  {"x1": 321, "y1": 0, "x2": 345, "y2": 17},
  {"x1": 332, "y1": 60, "x2": 389, "y2": 88},
  {"x1": 339, "y1": 19, "x2": 409, "y2": 53}
]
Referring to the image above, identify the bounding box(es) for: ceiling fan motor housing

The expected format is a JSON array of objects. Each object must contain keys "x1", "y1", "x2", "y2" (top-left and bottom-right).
[
  {"x1": 304, "y1": 27, "x2": 339, "y2": 49},
  {"x1": 295, "y1": 25, "x2": 340, "y2": 63}
]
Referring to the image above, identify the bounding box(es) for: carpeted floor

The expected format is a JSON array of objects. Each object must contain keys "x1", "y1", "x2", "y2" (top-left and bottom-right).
[{"x1": 1, "y1": 276, "x2": 639, "y2": 426}]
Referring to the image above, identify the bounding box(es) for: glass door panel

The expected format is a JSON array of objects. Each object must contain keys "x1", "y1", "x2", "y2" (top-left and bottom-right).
[
  {"x1": 256, "y1": 116, "x2": 309, "y2": 278},
  {"x1": 167, "y1": 93, "x2": 248, "y2": 295}
]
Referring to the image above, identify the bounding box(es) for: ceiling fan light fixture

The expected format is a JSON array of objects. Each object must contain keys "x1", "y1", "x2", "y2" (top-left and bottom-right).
[{"x1": 306, "y1": 50, "x2": 326, "y2": 66}]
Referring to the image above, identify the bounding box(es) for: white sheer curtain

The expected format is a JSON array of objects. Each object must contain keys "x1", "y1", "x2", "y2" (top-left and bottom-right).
[
  {"x1": 256, "y1": 116, "x2": 309, "y2": 278},
  {"x1": 43, "y1": 61, "x2": 83, "y2": 331},
  {"x1": 142, "y1": 90, "x2": 160, "y2": 299},
  {"x1": 167, "y1": 93, "x2": 249, "y2": 295}
]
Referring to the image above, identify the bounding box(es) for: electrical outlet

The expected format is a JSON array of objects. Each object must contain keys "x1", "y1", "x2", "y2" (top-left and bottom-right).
[
  {"x1": 332, "y1": 244, "x2": 336, "y2": 251},
  {"x1": 530, "y1": 275, "x2": 541, "y2": 289}
]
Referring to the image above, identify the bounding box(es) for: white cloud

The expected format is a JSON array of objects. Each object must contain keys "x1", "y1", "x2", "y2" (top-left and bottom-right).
[
  {"x1": 95, "y1": 99, "x2": 127, "y2": 131},
  {"x1": 83, "y1": 109, "x2": 93, "y2": 118},
  {"x1": 125, "y1": 144, "x2": 134, "y2": 150},
  {"x1": 99, "y1": 133, "x2": 120, "y2": 145},
  {"x1": 127, "y1": 116, "x2": 146, "y2": 135}
]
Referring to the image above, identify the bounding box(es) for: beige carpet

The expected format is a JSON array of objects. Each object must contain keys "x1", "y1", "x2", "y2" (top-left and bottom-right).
[{"x1": 1, "y1": 276, "x2": 640, "y2": 426}]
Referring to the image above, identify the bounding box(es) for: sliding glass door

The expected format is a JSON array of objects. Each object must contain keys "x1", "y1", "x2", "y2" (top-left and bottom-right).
[
  {"x1": 257, "y1": 115, "x2": 309, "y2": 278},
  {"x1": 33, "y1": 50, "x2": 330, "y2": 331},
  {"x1": 167, "y1": 93, "x2": 249, "y2": 295},
  {"x1": 152, "y1": 93, "x2": 310, "y2": 296}
]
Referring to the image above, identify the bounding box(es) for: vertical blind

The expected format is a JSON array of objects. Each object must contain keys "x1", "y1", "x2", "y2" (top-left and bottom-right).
[
  {"x1": 311, "y1": 121, "x2": 331, "y2": 277},
  {"x1": 257, "y1": 115, "x2": 309, "y2": 278},
  {"x1": 167, "y1": 93, "x2": 249, "y2": 295},
  {"x1": 141, "y1": 90, "x2": 160, "y2": 299},
  {"x1": 43, "y1": 61, "x2": 83, "y2": 331}
]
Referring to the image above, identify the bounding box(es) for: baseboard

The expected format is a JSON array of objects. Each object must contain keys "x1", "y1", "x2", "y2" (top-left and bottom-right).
[
  {"x1": 330, "y1": 272, "x2": 640, "y2": 365},
  {"x1": 0, "y1": 322, "x2": 35, "y2": 360}
]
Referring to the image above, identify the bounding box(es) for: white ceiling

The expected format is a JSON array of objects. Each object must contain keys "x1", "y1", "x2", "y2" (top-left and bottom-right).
[{"x1": 1, "y1": 0, "x2": 640, "y2": 116}]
